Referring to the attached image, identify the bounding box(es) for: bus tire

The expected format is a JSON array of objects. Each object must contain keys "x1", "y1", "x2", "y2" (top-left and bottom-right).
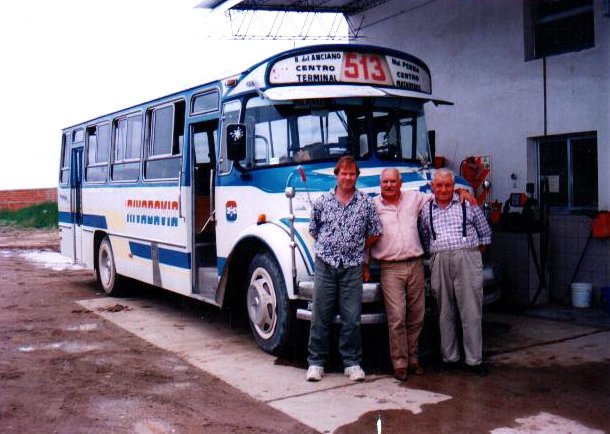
[
  {"x1": 96, "y1": 237, "x2": 121, "y2": 296},
  {"x1": 246, "y1": 251, "x2": 291, "y2": 355}
]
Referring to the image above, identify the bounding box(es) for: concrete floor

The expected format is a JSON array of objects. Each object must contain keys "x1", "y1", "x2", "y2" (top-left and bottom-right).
[{"x1": 77, "y1": 292, "x2": 610, "y2": 434}]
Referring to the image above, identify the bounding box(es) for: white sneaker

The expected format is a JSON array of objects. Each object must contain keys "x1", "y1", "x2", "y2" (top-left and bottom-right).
[
  {"x1": 306, "y1": 365, "x2": 324, "y2": 382},
  {"x1": 344, "y1": 365, "x2": 365, "y2": 381}
]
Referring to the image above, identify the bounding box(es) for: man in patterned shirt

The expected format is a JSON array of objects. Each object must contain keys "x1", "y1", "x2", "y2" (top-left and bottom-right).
[
  {"x1": 306, "y1": 156, "x2": 382, "y2": 382},
  {"x1": 419, "y1": 168, "x2": 492, "y2": 376}
]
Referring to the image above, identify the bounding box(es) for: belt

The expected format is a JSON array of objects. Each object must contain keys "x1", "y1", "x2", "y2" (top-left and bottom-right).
[{"x1": 379, "y1": 256, "x2": 422, "y2": 263}]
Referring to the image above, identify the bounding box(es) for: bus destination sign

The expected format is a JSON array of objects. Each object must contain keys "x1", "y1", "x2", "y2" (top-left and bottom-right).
[{"x1": 269, "y1": 50, "x2": 431, "y2": 94}]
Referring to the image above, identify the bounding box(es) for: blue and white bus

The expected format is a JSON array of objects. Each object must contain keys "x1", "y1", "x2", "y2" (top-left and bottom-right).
[{"x1": 58, "y1": 44, "x2": 472, "y2": 355}]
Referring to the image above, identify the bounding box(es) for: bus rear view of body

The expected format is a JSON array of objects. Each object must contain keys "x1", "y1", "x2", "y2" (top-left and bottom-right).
[{"x1": 58, "y1": 44, "x2": 470, "y2": 355}]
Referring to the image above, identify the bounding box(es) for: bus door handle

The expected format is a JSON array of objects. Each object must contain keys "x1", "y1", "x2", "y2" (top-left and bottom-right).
[
  {"x1": 209, "y1": 168, "x2": 215, "y2": 220},
  {"x1": 178, "y1": 169, "x2": 184, "y2": 220}
]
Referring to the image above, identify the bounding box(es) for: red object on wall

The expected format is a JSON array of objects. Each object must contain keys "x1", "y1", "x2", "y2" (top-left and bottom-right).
[
  {"x1": 460, "y1": 156, "x2": 491, "y2": 206},
  {"x1": 490, "y1": 200, "x2": 502, "y2": 225},
  {"x1": 433, "y1": 156, "x2": 445, "y2": 168},
  {"x1": 591, "y1": 211, "x2": 610, "y2": 239}
]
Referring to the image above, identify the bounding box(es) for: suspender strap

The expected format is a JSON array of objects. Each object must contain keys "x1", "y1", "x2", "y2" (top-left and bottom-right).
[
  {"x1": 429, "y1": 200, "x2": 436, "y2": 240},
  {"x1": 429, "y1": 199, "x2": 467, "y2": 240},
  {"x1": 462, "y1": 201, "x2": 467, "y2": 239}
]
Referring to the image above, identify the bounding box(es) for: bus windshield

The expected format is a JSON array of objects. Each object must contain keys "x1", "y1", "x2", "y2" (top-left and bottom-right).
[{"x1": 240, "y1": 96, "x2": 430, "y2": 168}]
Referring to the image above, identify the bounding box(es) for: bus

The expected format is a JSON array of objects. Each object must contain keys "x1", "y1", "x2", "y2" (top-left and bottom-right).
[{"x1": 58, "y1": 44, "x2": 478, "y2": 355}]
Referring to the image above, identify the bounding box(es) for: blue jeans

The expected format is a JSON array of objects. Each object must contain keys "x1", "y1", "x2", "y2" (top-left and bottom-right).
[{"x1": 308, "y1": 257, "x2": 363, "y2": 368}]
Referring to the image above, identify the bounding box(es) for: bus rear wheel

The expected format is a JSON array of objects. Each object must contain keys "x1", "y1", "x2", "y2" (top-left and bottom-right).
[
  {"x1": 246, "y1": 252, "x2": 292, "y2": 355},
  {"x1": 96, "y1": 237, "x2": 122, "y2": 296}
]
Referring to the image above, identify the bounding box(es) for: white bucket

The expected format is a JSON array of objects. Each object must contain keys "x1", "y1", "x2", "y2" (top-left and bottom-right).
[{"x1": 571, "y1": 282, "x2": 593, "y2": 308}]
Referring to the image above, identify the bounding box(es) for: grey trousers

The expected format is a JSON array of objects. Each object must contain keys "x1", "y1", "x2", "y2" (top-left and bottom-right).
[{"x1": 430, "y1": 248, "x2": 483, "y2": 366}]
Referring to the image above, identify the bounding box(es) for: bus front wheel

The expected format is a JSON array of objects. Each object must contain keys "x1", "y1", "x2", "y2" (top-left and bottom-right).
[
  {"x1": 96, "y1": 237, "x2": 121, "y2": 296},
  {"x1": 246, "y1": 252, "x2": 291, "y2": 355}
]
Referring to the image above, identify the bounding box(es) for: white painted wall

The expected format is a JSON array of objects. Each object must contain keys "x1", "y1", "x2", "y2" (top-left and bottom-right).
[{"x1": 355, "y1": 0, "x2": 609, "y2": 209}]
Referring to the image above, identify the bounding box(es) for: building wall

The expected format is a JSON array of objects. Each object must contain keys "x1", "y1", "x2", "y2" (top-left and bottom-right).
[
  {"x1": 355, "y1": 0, "x2": 610, "y2": 305},
  {"x1": 0, "y1": 188, "x2": 58, "y2": 211}
]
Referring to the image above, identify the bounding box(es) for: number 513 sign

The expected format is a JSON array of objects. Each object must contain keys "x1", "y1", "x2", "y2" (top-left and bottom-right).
[{"x1": 269, "y1": 49, "x2": 431, "y2": 94}]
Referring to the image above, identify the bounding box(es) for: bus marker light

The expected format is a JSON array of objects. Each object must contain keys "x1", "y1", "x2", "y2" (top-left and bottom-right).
[
  {"x1": 225, "y1": 77, "x2": 238, "y2": 87},
  {"x1": 257, "y1": 214, "x2": 267, "y2": 224}
]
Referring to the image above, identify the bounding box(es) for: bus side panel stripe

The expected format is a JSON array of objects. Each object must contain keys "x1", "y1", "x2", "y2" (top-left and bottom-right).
[
  {"x1": 129, "y1": 241, "x2": 190, "y2": 269},
  {"x1": 129, "y1": 241, "x2": 152, "y2": 259},
  {"x1": 82, "y1": 214, "x2": 108, "y2": 229},
  {"x1": 58, "y1": 211, "x2": 73, "y2": 224},
  {"x1": 58, "y1": 213, "x2": 108, "y2": 228},
  {"x1": 158, "y1": 247, "x2": 191, "y2": 269}
]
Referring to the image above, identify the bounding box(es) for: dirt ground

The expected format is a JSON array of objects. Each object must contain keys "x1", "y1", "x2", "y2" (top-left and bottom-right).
[
  {"x1": 2, "y1": 226, "x2": 610, "y2": 434},
  {"x1": 0, "y1": 226, "x2": 317, "y2": 434}
]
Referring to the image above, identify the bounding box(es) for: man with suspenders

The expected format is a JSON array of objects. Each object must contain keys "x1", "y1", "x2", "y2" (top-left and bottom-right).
[{"x1": 419, "y1": 168, "x2": 492, "y2": 376}]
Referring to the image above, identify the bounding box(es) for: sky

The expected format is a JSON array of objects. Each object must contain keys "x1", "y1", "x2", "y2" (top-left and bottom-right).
[{"x1": 0, "y1": 0, "x2": 344, "y2": 190}]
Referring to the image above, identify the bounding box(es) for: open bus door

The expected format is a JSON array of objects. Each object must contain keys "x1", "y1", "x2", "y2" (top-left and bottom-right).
[
  {"x1": 70, "y1": 147, "x2": 84, "y2": 264},
  {"x1": 191, "y1": 120, "x2": 218, "y2": 302}
]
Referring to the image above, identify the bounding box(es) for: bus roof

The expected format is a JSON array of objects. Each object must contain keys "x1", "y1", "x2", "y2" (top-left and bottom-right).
[
  {"x1": 63, "y1": 43, "x2": 451, "y2": 131},
  {"x1": 226, "y1": 43, "x2": 452, "y2": 105}
]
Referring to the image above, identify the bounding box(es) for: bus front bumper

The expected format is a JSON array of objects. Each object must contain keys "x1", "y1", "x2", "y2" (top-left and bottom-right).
[{"x1": 295, "y1": 280, "x2": 386, "y2": 324}]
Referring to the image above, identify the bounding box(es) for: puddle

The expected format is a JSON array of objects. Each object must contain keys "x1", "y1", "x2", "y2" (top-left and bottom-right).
[
  {"x1": 64, "y1": 323, "x2": 98, "y2": 331},
  {"x1": 18, "y1": 341, "x2": 100, "y2": 353},
  {"x1": 491, "y1": 412, "x2": 605, "y2": 434},
  {"x1": 1, "y1": 249, "x2": 85, "y2": 271}
]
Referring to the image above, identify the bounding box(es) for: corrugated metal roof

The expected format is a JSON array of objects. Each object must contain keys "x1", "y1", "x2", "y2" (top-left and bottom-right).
[{"x1": 196, "y1": 0, "x2": 393, "y2": 16}]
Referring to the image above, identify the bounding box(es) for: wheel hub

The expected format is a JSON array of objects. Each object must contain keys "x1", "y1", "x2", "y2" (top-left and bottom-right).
[{"x1": 247, "y1": 268, "x2": 277, "y2": 339}]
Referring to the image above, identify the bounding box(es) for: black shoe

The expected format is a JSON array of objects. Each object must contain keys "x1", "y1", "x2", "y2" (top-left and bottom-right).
[{"x1": 467, "y1": 363, "x2": 489, "y2": 377}]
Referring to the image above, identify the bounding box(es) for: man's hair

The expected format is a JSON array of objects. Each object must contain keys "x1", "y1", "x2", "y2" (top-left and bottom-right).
[
  {"x1": 432, "y1": 168, "x2": 455, "y2": 183},
  {"x1": 380, "y1": 167, "x2": 400, "y2": 181},
  {"x1": 334, "y1": 156, "x2": 360, "y2": 176}
]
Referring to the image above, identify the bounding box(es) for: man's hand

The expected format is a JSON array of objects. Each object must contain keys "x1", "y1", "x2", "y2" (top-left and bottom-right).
[{"x1": 457, "y1": 188, "x2": 477, "y2": 205}]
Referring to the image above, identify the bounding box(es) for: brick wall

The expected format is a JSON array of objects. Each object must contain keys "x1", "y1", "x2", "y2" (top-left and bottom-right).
[{"x1": 0, "y1": 188, "x2": 58, "y2": 211}]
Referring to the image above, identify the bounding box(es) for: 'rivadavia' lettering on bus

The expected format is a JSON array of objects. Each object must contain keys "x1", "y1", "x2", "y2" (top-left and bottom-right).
[
  {"x1": 125, "y1": 198, "x2": 179, "y2": 227},
  {"x1": 126, "y1": 199, "x2": 178, "y2": 210},
  {"x1": 126, "y1": 213, "x2": 178, "y2": 227}
]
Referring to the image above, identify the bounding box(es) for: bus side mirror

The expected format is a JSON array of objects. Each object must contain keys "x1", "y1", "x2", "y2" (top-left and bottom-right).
[{"x1": 226, "y1": 123, "x2": 247, "y2": 161}]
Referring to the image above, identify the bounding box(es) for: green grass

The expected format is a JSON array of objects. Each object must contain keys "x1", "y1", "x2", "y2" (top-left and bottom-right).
[{"x1": 0, "y1": 202, "x2": 58, "y2": 228}]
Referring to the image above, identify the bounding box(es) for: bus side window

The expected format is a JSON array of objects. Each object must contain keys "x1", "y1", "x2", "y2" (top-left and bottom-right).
[
  {"x1": 60, "y1": 133, "x2": 70, "y2": 184},
  {"x1": 112, "y1": 114, "x2": 142, "y2": 182},
  {"x1": 145, "y1": 100, "x2": 185, "y2": 180},
  {"x1": 86, "y1": 123, "x2": 110, "y2": 183}
]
